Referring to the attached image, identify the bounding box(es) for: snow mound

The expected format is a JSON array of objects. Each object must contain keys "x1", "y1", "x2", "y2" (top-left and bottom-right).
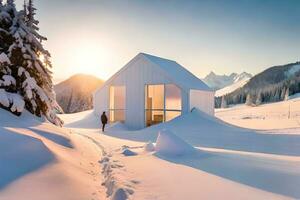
[
  {"x1": 121, "y1": 148, "x2": 137, "y2": 156},
  {"x1": 155, "y1": 129, "x2": 196, "y2": 156},
  {"x1": 144, "y1": 142, "x2": 155, "y2": 152},
  {"x1": 107, "y1": 122, "x2": 129, "y2": 132}
]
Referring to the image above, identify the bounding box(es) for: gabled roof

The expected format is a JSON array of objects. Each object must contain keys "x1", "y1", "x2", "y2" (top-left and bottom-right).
[
  {"x1": 140, "y1": 53, "x2": 212, "y2": 91},
  {"x1": 95, "y1": 53, "x2": 213, "y2": 95}
]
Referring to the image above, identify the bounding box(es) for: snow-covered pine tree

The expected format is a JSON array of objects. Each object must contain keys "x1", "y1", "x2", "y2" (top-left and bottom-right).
[
  {"x1": 0, "y1": 0, "x2": 63, "y2": 125},
  {"x1": 0, "y1": 0, "x2": 24, "y2": 115},
  {"x1": 221, "y1": 96, "x2": 227, "y2": 108},
  {"x1": 245, "y1": 93, "x2": 253, "y2": 106},
  {"x1": 255, "y1": 91, "x2": 262, "y2": 106},
  {"x1": 284, "y1": 87, "x2": 289, "y2": 101}
]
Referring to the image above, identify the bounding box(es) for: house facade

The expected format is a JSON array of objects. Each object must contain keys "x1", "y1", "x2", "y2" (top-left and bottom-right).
[{"x1": 93, "y1": 53, "x2": 214, "y2": 130}]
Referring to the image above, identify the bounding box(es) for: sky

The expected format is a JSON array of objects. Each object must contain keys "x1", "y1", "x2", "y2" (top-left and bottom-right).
[{"x1": 16, "y1": 0, "x2": 300, "y2": 83}]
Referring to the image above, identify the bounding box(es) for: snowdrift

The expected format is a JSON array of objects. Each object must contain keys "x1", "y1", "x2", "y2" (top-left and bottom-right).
[
  {"x1": 98, "y1": 109, "x2": 300, "y2": 156},
  {"x1": 0, "y1": 110, "x2": 56, "y2": 189},
  {"x1": 155, "y1": 129, "x2": 196, "y2": 156}
]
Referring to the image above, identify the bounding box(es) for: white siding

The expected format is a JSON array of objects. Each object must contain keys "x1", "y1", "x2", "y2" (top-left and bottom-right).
[
  {"x1": 93, "y1": 84, "x2": 109, "y2": 117},
  {"x1": 189, "y1": 90, "x2": 215, "y2": 116}
]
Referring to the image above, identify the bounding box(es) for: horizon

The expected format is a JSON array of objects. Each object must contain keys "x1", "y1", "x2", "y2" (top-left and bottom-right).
[{"x1": 15, "y1": 0, "x2": 300, "y2": 83}]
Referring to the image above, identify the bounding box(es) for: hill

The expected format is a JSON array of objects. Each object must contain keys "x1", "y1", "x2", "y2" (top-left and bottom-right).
[
  {"x1": 216, "y1": 62, "x2": 300, "y2": 108},
  {"x1": 54, "y1": 74, "x2": 103, "y2": 113}
]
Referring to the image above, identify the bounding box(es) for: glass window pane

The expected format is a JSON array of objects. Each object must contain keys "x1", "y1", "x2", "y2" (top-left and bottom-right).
[
  {"x1": 114, "y1": 86, "x2": 126, "y2": 109},
  {"x1": 166, "y1": 111, "x2": 181, "y2": 121},
  {"x1": 145, "y1": 110, "x2": 164, "y2": 127},
  {"x1": 146, "y1": 85, "x2": 164, "y2": 110},
  {"x1": 165, "y1": 84, "x2": 181, "y2": 110},
  {"x1": 110, "y1": 86, "x2": 126, "y2": 109},
  {"x1": 109, "y1": 87, "x2": 114, "y2": 109},
  {"x1": 110, "y1": 110, "x2": 125, "y2": 123}
]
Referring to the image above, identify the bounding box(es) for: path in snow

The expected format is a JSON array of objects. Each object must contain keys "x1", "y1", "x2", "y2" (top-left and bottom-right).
[{"x1": 70, "y1": 128, "x2": 138, "y2": 200}]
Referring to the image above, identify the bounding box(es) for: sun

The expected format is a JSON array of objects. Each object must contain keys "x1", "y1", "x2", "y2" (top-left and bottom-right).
[{"x1": 68, "y1": 42, "x2": 113, "y2": 80}]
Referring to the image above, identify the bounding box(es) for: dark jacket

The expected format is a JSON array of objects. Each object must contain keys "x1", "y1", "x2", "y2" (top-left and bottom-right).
[{"x1": 101, "y1": 113, "x2": 108, "y2": 124}]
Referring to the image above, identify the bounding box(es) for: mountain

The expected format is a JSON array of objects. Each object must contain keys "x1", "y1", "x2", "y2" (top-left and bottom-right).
[
  {"x1": 215, "y1": 72, "x2": 252, "y2": 97},
  {"x1": 215, "y1": 62, "x2": 300, "y2": 108},
  {"x1": 54, "y1": 74, "x2": 104, "y2": 113},
  {"x1": 202, "y1": 71, "x2": 252, "y2": 90}
]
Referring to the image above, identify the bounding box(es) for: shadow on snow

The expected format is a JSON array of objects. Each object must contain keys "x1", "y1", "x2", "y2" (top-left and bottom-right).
[
  {"x1": 156, "y1": 149, "x2": 300, "y2": 199},
  {"x1": 0, "y1": 127, "x2": 55, "y2": 190}
]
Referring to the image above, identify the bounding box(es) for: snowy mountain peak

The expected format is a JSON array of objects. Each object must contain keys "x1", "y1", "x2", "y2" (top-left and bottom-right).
[
  {"x1": 203, "y1": 71, "x2": 252, "y2": 90},
  {"x1": 233, "y1": 72, "x2": 252, "y2": 83},
  {"x1": 216, "y1": 72, "x2": 252, "y2": 97},
  {"x1": 207, "y1": 71, "x2": 216, "y2": 77}
]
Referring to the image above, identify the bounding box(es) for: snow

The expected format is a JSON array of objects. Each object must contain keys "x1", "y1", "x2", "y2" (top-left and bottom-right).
[
  {"x1": 216, "y1": 75, "x2": 251, "y2": 97},
  {"x1": 0, "y1": 109, "x2": 106, "y2": 200},
  {"x1": 0, "y1": 89, "x2": 10, "y2": 107},
  {"x1": 216, "y1": 98, "x2": 300, "y2": 130},
  {"x1": 144, "y1": 142, "x2": 155, "y2": 152},
  {"x1": 203, "y1": 71, "x2": 252, "y2": 91},
  {"x1": 0, "y1": 52, "x2": 11, "y2": 64},
  {"x1": 93, "y1": 108, "x2": 300, "y2": 156},
  {"x1": 60, "y1": 109, "x2": 300, "y2": 199},
  {"x1": 155, "y1": 129, "x2": 196, "y2": 156},
  {"x1": 0, "y1": 124, "x2": 55, "y2": 190},
  {"x1": 7, "y1": 92, "x2": 25, "y2": 113},
  {"x1": 1, "y1": 75, "x2": 16, "y2": 86},
  {"x1": 2, "y1": 98, "x2": 300, "y2": 199},
  {"x1": 0, "y1": 89, "x2": 25, "y2": 113}
]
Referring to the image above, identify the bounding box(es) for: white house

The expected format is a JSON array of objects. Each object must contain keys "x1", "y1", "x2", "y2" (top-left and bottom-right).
[{"x1": 93, "y1": 53, "x2": 214, "y2": 130}]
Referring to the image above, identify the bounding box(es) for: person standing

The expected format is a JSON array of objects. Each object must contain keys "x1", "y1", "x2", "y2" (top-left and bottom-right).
[{"x1": 101, "y1": 112, "x2": 108, "y2": 132}]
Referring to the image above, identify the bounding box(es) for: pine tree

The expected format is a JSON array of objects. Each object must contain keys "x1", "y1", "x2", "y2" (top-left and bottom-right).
[
  {"x1": 221, "y1": 96, "x2": 227, "y2": 108},
  {"x1": 26, "y1": 0, "x2": 46, "y2": 41},
  {"x1": 284, "y1": 87, "x2": 289, "y2": 101},
  {"x1": 0, "y1": 0, "x2": 23, "y2": 115},
  {"x1": 7, "y1": 0, "x2": 15, "y2": 6},
  {"x1": 0, "y1": 1, "x2": 62, "y2": 125},
  {"x1": 245, "y1": 93, "x2": 253, "y2": 106},
  {"x1": 255, "y1": 91, "x2": 262, "y2": 106}
]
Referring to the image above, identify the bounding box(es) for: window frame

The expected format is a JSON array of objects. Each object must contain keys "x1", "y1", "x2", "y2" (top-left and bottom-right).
[
  {"x1": 144, "y1": 83, "x2": 182, "y2": 127},
  {"x1": 109, "y1": 85, "x2": 126, "y2": 123}
]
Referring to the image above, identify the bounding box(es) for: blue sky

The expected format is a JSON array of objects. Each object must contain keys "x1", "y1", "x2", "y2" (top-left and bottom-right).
[{"x1": 16, "y1": 0, "x2": 300, "y2": 82}]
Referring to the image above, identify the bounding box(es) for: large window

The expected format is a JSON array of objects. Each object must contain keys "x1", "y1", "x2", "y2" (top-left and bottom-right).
[
  {"x1": 109, "y1": 86, "x2": 126, "y2": 123},
  {"x1": 145, "y1": 84, "x2": 181, "y2": 127}
]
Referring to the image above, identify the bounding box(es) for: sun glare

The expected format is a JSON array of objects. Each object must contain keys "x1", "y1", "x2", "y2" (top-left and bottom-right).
[
  {"x1": 38, "y1": 53, "x2": 45, "y2": 64},
  {"x1": 68, "y1": 42, "x2": 113, "y2": 80}
]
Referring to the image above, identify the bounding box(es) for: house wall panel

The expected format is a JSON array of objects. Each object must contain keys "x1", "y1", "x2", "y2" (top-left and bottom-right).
[{"x1": 189, "y1": 90, "x2": 215, "y2": 116}]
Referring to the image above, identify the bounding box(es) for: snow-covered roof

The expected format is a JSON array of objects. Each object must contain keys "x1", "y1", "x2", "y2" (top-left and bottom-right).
[{"x1": 140, "y1": 53, "x2": 212, "y2": 91}]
